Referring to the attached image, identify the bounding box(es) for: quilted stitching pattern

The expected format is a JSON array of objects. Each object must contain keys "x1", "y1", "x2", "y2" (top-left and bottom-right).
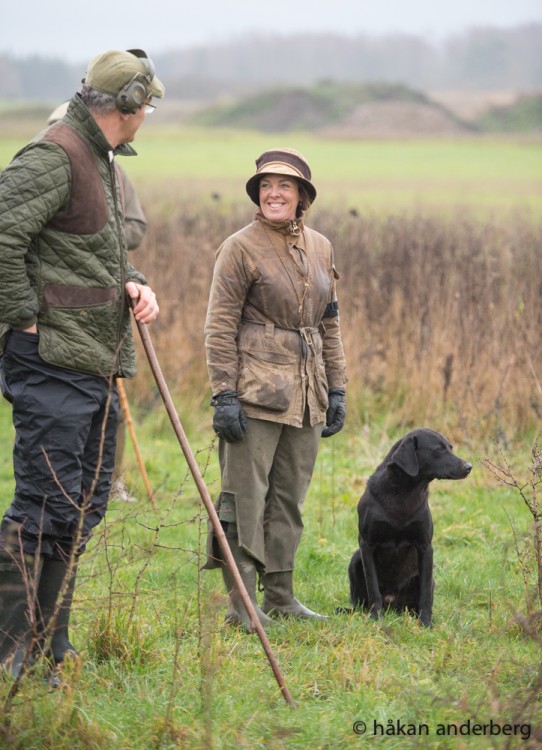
[{"x1": 0, "y1": 96, "x2": 147, "y2": 377}]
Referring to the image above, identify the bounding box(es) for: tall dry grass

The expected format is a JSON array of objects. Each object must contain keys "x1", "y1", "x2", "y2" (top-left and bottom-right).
[{"x1": 129, "y1": 196, "x2": 542, "y2": 441}]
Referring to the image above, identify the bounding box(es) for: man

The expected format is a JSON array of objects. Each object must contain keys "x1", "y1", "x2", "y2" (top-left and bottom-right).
[
  {"x1": 0, "y1": 48, "x2": 164, "y2": 677},
  {"x1": 48, "y1": 101, "x2": 148, "y2": 504}
]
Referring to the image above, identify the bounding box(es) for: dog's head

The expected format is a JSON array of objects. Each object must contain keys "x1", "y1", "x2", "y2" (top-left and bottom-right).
[{"x1": 390, "y1": 428, "x2": 472, "y2": 480}]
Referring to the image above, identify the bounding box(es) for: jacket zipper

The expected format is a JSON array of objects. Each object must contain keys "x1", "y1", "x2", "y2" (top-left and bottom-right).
[{"x1": 109, "y1": 150, "x2": 125, "y2": 376}]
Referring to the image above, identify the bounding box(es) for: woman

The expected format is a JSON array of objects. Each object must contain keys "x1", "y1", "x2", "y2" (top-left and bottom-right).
[{"x1": 204, "y1": 148, "x2": 347, "y2": 630}]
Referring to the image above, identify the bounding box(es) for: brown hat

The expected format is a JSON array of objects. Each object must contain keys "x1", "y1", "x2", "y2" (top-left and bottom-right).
[{"x1": 246, "y1": 147, "x2": 317, "y2": 206}]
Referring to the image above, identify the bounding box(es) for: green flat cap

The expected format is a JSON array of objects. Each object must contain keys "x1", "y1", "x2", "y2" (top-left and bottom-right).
[{"x1": 84, "y1": 48, "x2": 165, "y2": 99}]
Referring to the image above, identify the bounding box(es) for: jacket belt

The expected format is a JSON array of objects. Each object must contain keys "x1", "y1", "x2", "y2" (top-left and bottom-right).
[{"x1": 241, "y1": 319, "x2": 319, "y2": 357}]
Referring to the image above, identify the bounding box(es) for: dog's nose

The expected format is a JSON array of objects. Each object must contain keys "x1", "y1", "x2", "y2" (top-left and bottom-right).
[{"x1": 463, "y1": 463, "x2": 473, "y2": 474}]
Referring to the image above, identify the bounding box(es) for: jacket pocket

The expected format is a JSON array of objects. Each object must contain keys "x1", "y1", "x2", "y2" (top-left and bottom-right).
[
  {"x1": 41, "y1": 284, "x2": 116, "y2": 311},
  {"x1": 238, "y1": 349, "x2": 295, "y2": 411}
]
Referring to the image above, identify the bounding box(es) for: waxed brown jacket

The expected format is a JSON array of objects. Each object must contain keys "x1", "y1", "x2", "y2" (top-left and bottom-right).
[{"x1": 205, "y1": 213, "x2": 347, "y2": 427}]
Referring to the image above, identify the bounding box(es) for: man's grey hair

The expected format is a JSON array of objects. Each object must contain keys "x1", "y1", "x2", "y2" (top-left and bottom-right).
[{"x1": 80, "y1": 84, "x2": 117, "y2": 115}]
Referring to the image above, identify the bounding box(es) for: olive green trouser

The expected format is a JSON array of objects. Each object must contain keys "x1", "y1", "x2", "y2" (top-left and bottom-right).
[{"x1": 206, "y1": 414, "x2": 323, "y2": 572}]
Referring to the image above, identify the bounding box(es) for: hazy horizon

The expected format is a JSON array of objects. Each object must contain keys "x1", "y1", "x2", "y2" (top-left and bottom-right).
[{"x1": 3, "y1": 0, "x2": 542, "y2": 64}]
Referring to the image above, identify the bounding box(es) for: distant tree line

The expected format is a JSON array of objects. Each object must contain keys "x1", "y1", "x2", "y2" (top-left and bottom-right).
[{"x1": 1, "y1": 24, "x2": 540, "y2": 101}]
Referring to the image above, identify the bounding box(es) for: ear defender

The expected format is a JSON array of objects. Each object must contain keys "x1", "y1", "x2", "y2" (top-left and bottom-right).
[
  {"x1": 116, "y1": 49, "x2": 155, "y2": 114},
  {"x1": 116, "y1": 76, "x2": 148, "y2": 114}
]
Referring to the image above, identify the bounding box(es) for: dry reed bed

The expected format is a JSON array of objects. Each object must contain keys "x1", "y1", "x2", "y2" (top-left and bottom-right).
[{"x1": 130, "y1": 199, "x2": 542, "y2": 440}]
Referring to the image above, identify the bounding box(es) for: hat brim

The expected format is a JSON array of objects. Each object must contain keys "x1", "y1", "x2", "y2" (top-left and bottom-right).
[
  {"x1": 148, "y1": 76, "x2": 165, "y2": 99},
  {"x1": 246, "y1": 165, "x2": 317, "y2": 206}
]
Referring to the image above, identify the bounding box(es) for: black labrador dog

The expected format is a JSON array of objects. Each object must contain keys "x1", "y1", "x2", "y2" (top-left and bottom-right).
[{"x1": 347, "y1": 428, "x2": 472, "y2": 627}]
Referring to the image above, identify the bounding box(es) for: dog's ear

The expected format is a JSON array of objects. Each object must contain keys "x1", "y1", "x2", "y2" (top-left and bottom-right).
[{"x1": 391, "y1": 436, "x2": 419, "y2": 476}]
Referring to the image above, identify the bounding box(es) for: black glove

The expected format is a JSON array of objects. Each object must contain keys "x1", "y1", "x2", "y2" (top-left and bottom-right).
[
  {"x1": 210, "y1": 391, "x2": 248, "y2": 443},
  {"x1": 321, "y1": 388, "x2": 346, "y2": 438}
]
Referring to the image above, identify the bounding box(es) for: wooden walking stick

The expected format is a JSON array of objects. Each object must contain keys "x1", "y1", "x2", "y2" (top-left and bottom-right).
[
  {"x1": 131, "y1": 307, "x2": 295, "y2": 707},
  {"x1": 116, "y1": 378, "x2": 157, "y2": 509}
]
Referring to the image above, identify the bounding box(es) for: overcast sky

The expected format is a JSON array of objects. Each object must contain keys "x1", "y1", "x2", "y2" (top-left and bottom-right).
[{"x1": 3, "y1": 0, "x2": 541, "y2": 63}]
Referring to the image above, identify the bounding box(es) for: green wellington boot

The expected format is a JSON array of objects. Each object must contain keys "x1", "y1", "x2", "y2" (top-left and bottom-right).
[
  {"x1": 262, "y1": 571, "x2": 328, "y2": 619},
  {"x1": 35, "y1": 559, "x2": 79, "y2": 665},
  {"x1": 222, "y1": 541, "x2": 274, "y2": 632},
  {"x1": 0, "y1": 553, "x2": 37, "y2": 677}
]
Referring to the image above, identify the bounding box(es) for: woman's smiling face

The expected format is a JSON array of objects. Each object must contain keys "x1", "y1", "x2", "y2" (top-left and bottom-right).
[{"x1": 259, "y1": 174, "x2": 300, "y2": 222}]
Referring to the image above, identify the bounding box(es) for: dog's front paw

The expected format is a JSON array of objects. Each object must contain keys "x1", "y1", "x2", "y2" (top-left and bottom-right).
[{"x1": 369, "y1": 606, "x2": 384, "y2": 621}]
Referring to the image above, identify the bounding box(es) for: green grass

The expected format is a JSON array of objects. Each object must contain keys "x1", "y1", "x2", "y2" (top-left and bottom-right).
[
  {"x1": 1, "y1": 125, "x2": 541, "y2": 215},
  {"x1": 129, "y1": 128, "x2": 542, "y2": 215},
  {"x1": 1, "y1": 393, "x2": 540, "y2": 749},
  {"x1": 1, "y1": 116, "x2": 541, "y2": 747}
]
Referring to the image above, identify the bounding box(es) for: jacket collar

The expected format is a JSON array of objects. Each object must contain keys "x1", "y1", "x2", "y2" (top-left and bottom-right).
[
  {"x1": 65, "y1": 95, "x2": 137, "y2": 158},
  {"x1": 255, "y1": 211, "x2": 304, "y2": 237}
]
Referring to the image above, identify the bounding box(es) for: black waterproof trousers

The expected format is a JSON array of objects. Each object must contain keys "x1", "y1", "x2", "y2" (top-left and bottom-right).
[{"x1": 0, "y1": 331, "x2": 119, "y2": 560}]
